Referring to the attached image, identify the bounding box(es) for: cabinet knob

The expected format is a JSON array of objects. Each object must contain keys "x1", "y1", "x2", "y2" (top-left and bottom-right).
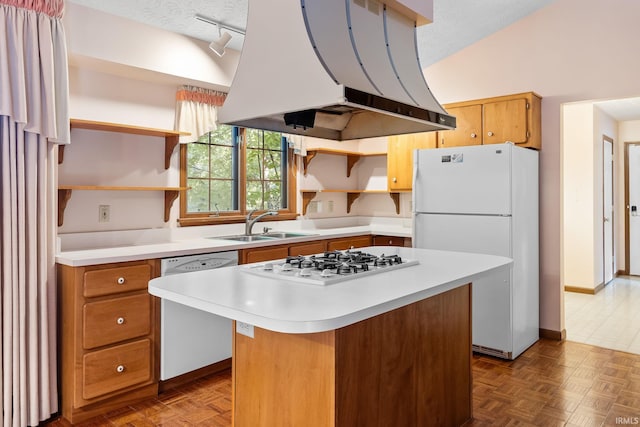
[
  {"x1": 470, "y1": 133, "x2": 477, "y2": 138},
  {"x1": 116, "y1": 317, "x2": 125, "y2": 325},
  {"x1": 392, "y1": 177, "x2": 397, "y2": 183},
  {"x1": 487, "y1": 131, "x2": 494, "y2": 137},
  {"x1": 117, "y1": 277, "x2": 125, "y2": 285},
  {"x1": 388, "y1": 240, "x2": 393, "y2": 244},
  {"x1": 116, "y1": 365, "x2": 125, "y2": 373}
]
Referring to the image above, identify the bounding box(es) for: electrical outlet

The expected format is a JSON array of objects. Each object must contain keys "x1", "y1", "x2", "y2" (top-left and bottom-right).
[
  {"x1": 307, "y1": 201, "x2": 318, "y2": 214},
  {"x1": 98, "y1": 205, "x2": 110, "y2": 223},
  {"x1": 236, "y1": 322, "x2": 254, "y2": 338},
  {"x1": 327, "y1": 200, "x2": 334, "y2": 213}
]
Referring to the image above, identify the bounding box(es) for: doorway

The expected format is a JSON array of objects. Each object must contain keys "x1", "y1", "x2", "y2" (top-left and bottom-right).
[
  {"x1": 626, "y1": 142, "x2": 640, "y2": 275},
  {"x1": 602, "y1": 135, "x2": 614, "y2": 284}
]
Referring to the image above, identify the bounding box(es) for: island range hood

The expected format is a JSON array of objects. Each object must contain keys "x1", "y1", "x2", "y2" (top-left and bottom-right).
[{"x1": 217, "y1": 0, "x2": 456, "y2": 141}]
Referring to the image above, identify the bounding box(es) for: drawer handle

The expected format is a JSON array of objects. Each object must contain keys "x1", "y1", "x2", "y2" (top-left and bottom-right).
[
  {"x1": 116, "y1": 317, "x2": 125, "y2": 325},
  {"x1": 117, "y1": 277, "x2": 126, "y2": 285},
  {"x1": 471, "y1": 133, "x2": 477, "y2": 138},
  {"x1": 487, "y1": 131, "x2": 494, "y2": 137},
  {"x1": 116, "y1": 365, "x2": 125, "y2": 373}
]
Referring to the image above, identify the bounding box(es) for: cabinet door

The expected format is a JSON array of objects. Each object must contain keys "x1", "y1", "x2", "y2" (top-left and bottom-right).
[
  {"x1": 387, "y1": 132, "x2": 437, "y2": 191},
  {"x1": 241, "y1": 246, "x2": 289, "y2": 264},
  {"x1": 326, "y1": 235, "x2": 372, "y2": 251},
  {"x1": 289, "y1": 240, "x2": 326, "y2": 256},
  {"x1": 483, "y1": 98, "x2": 528, "y2": 145},
  {"x1": 437, "y1": 104, "x2": 482, "y2": 148}
]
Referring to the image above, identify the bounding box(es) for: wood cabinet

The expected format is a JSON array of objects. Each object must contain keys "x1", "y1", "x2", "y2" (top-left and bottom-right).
[
  {"x1": 372, "y1": 235, "x2": 411, "y2": 247},
  {"x1": 288, "y1": 240, "x2": 327, "y2": 256},
  {"x1": 241, "y1": 245, "x2": 289, "y2": 264},
  {"x1": 387, "y1": 132, "x2": 437, "y2": 191},
  {"x1": 326, "y1": 235, "x2": 372, "y2": 251},
  {"x1": 437, "y1": 104, "x2": 482, "y2": 147},
  {"x1": 438, "y1": 92, "x2": 541, "y2": 150},
  {"x1": 232, "y1": 284, "x2": 472, "y2": 426},
  {"x1": 240, "y1": 235, "x2": 372, "y2": 263},
  {"x1": 58, "y1": 260, "x2": 160, "y2": 424}
]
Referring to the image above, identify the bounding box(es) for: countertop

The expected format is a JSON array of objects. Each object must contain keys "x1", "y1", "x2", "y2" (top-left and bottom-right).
[
  {"x1": 56, "y1": 224, "x2": 411, "y2": 266},
  {"x1": 148, "y1": 246, "x2": 512, "y2": 334}
]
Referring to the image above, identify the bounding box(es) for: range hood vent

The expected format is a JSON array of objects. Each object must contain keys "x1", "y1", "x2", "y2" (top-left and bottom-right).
[{"x1": 218, "y1": 0, "x2": 456, "y2": 141}]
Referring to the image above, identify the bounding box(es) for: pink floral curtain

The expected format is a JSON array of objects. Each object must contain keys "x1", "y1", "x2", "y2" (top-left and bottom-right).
[
  {"x1": 0, "y1": 0, "x2": 69, "y2": 424},
  {"x1": 174, "y1": 85, "x2": 226, "y2": 143}
]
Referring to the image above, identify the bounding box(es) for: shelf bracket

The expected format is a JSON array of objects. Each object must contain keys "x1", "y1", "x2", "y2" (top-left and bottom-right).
[
  {"x1": 301, "y1": 191, "x2": 318, "y2": 215},
  {"x1": 346, "y1": 192, "x2": 361, "y2": 214},
  {"x1": 165, "y1": 135, "x2": 179, "y2": 170},
  {"x1": 164, "y1": 190, "x2": 180, "y2": 222},
  {"x1": 346, "y1": 155, "x2": 361, "y2": 178},
  {"x1": 58, "y1": 189, "x2": 73, "y2": 227},
  {"x1": 302, "y1": 151, "x2": 318, "y2": 176},
  {"x1": 389, "y1": 192, "x2": 401, "y2": 215},
  {"x1": 58, "y1": 145, "x2": 65, "y2": 164}
]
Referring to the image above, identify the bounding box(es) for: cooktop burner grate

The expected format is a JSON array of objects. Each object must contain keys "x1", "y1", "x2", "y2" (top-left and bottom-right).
[{"x1": 243, "y1": 249, "x2": 419, "y2": 285}]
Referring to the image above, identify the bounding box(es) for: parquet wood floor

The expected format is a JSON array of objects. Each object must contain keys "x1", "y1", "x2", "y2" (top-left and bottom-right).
[{"x1": 45, "y1": 339, "x2": 640, "y2": 426}]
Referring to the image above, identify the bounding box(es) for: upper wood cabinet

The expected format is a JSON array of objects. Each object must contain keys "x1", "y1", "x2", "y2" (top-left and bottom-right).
[
  {"x1": 437, "y1": 104, "x2": 482, "y2": 148},
  {"x1": 387, "y1": 132, "x2": 437, "y2": 191},
  {"x1": 438, "y1": 92, "x2": 541, "y2": 150}
]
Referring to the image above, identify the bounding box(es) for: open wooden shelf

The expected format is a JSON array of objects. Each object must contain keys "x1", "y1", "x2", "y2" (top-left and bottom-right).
[
  {"x1": 301, "y1": 148, "x2": 386, "y2": 177},
  {"x1": 300, "y1": 189, "x2": 407, "y2": 215},
  {"x1": 57, "y1": 185, "x2": 188, "y2": 227},
  {"x1": 63, "y1": 119, "x2": 190, "y2": 169}
]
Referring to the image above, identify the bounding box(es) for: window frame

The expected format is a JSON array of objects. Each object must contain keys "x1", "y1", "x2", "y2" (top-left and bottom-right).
[{"x1": 178, "y1": 127, "x2": 298, "y2": 226}]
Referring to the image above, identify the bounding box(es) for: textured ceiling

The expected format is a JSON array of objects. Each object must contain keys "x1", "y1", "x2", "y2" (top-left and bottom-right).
[
  {"x1": 65, "y1": 0, "x2": 640, "y2": 121},
  {"x1": 67, "y1": 0, "x2": 554, "y2": 67}
]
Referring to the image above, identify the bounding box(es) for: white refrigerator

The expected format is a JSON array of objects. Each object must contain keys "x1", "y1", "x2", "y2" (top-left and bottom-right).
[{"x1": 412, "y1": 143, "x2": 539, "y2": 359}]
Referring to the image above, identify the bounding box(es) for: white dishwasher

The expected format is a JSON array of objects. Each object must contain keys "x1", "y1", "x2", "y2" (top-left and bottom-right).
[{"x1": 160, "y1": 251, "x2": 237, "y2": 380}]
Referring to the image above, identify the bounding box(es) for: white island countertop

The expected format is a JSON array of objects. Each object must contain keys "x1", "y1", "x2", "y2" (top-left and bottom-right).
[{"x1": 148, "y1": 246, "x2": 511, "y2": 334}]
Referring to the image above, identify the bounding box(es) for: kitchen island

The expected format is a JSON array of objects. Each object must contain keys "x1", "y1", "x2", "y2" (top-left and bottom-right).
[{"x1": 148, "y1": 247, "x2": 511, "y2": 426}]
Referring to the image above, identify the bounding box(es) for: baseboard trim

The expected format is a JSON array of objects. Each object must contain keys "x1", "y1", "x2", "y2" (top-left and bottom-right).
[
  {"x1": 159, "y1": 358, "x2": 232, "y2": 393},
  {"x1": 539, "y1": 328, "x2": 566, "y2": 341},
  {"x1": 564, "y1": 285, "x2": 596, "y2": 294},
  {"x1": 616, "y1": 269, "x2": 626, "y2": 277}
]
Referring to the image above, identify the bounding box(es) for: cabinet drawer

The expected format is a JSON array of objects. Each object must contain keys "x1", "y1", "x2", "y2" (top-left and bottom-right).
[
  {"x1": 289, "y1": 241, "x2": 326, "y2": 256},
  {"x1": 83, "y1": 294, "x2": 151, "y2": 349},
  {"x1": 372, "y1": 236, "x2": 407, "y2": 247},
  {"x1": 242, "y1": 246, "x2": 289, "y2": 264},
  {"x1": 326, "y1": 235, "x2": 372, "y2": 251},
  {"x1": 82, "y1": 339, "x2": 152, "y2": 401},
  {"x1": 84, "y1": 264, "x2": 151, "y2": 298}
]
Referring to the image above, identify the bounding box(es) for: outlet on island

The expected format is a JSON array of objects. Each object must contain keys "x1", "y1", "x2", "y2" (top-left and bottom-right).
[{"x1": 98, "y1": 205, "x2": 110, "y2": 223}]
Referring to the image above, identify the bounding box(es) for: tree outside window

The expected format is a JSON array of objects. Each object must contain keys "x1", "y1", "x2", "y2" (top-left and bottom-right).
[{"x1": 179, "y1": 125, "x2": 296, "y2": 225}]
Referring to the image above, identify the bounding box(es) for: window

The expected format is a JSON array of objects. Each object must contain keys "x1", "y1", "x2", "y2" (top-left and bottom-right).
[{"x1": 179, "y1": 125, "x2": 297, "y2": 225}]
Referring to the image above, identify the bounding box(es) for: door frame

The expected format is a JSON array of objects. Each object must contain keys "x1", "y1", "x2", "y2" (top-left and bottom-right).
[
  {"x1": 602, "y1": 135, "x2": 614, "y2": 284},
  {"x1": 625, "y1": 141, "x2": 640, "y2": 275}
]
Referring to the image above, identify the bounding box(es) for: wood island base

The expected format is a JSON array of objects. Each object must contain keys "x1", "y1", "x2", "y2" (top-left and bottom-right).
[{"x1": 232, "y1": 284, "x2": 472, "y2": 427}]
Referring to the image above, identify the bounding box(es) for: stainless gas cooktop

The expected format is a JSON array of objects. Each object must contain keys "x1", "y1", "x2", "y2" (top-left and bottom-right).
[{"x1": 243, "y1": 249, "x2": 419, "y2": 285}]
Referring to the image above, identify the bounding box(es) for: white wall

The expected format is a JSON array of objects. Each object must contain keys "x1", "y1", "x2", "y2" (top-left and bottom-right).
[
  {"x1": 61, "y1": 4, "x2": 406, "y2": 234},
  {"x1": 618, "y1": 120, "x2": 640, "y2": 269},
  {"x1": 593, "y1": 107, "x2": 618, "y2": 285},
  {"x1": 562, "y1": 103, "x2": 595, "y2": 289},
  {"x1": 562, "y1": 102, "x2": 618, "y2": 291},
  {"x1": 424, "y1": 0, "x2": 640, "y2": 334}
]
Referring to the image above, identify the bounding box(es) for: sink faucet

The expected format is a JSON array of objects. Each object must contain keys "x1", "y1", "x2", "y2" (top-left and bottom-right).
[{"x1": 245, "y1": 209, "x2": 278, "y2": 235}]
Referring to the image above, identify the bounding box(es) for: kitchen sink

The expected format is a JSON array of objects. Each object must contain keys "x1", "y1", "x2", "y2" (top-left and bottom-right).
[
  {"x1": 213, "y1": 235, "x2": 278, "y2": 242},
  {"x1": 263, "y1": 232, "x2": 318, "y2": 239},
  {"x1": 209, "y1": 231, "x2": 318, "y2": 242}
]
